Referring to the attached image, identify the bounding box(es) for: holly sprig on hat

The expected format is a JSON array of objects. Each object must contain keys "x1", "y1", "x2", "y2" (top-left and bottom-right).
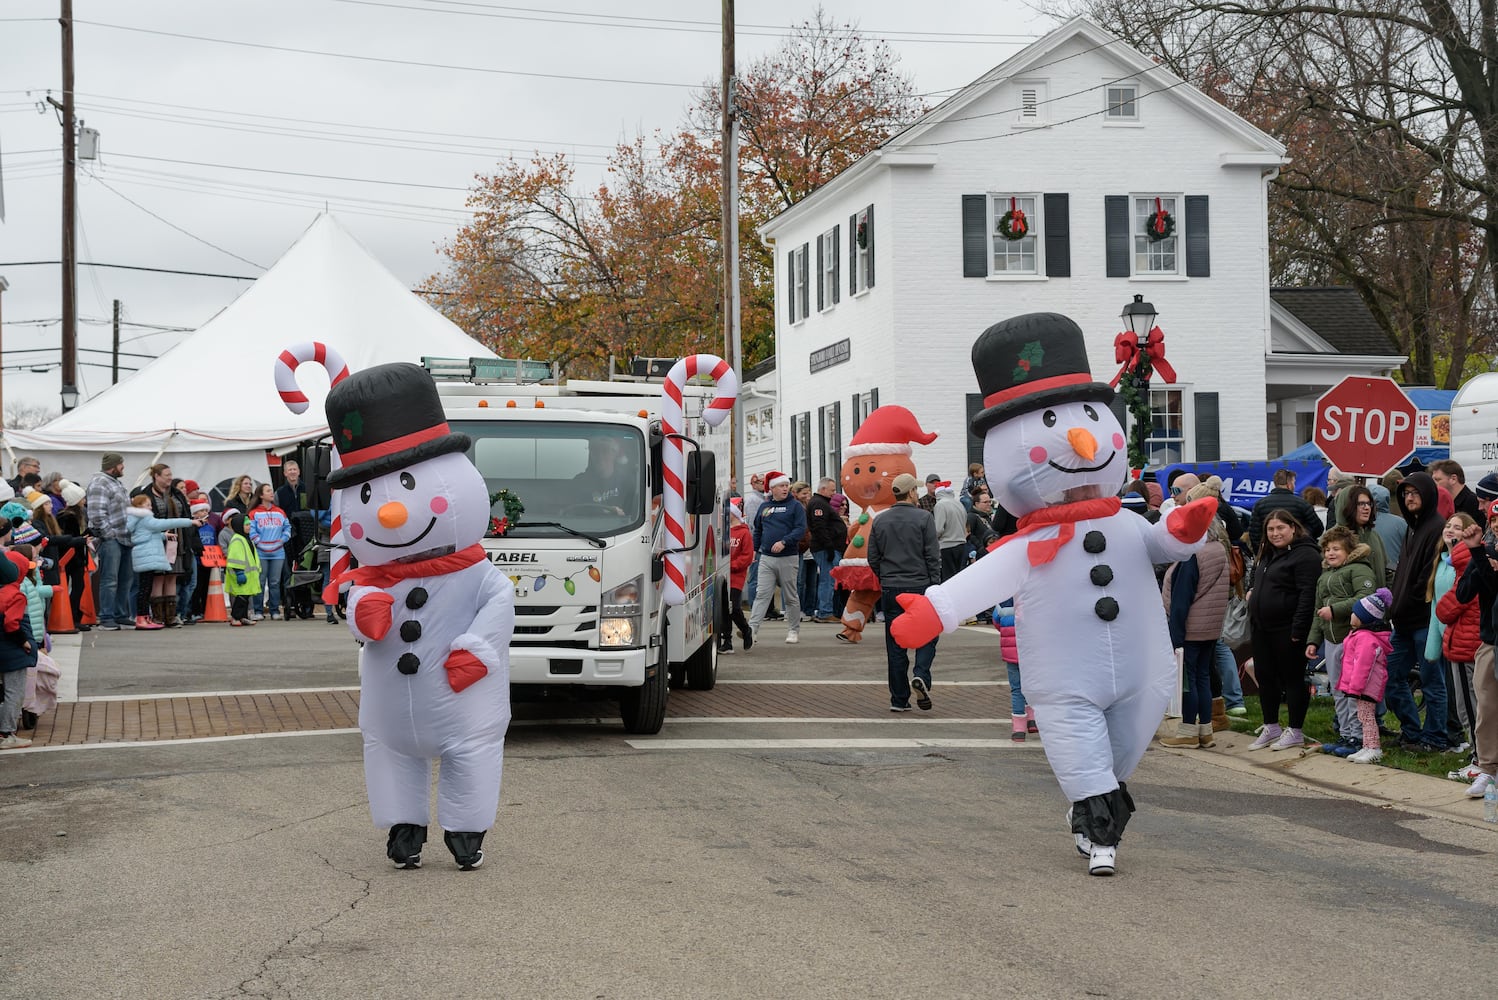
[{"x1": 1011, "y1": 340, "x2": 1044, "y2": 383}]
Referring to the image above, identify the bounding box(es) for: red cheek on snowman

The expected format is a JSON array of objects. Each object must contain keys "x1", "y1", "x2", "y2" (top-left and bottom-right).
[
  {"x1": 1029, "y1": 446, "x2": 1048, "y2": 464},
  {"x1": 1112, "y1": 433, "x2": 1125, "y2": 449},
  {"x1": 430, "y1": 496, "x2": 449, "y2": 515},
  {"x1": 347, "y1": 522, "x2": 365, "y2": 540}
]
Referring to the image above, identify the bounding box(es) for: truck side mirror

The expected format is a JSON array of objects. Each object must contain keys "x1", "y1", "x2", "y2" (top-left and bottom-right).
[
  {"x1": 303, "y1": 443, "x2": 332, "y2": 510},
  {"x1": 686, "y1": 450, "x2": 716, "y2": 516}
]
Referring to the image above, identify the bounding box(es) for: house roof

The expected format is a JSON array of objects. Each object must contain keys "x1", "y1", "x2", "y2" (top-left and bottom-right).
[
  {"x1": 1269, "y1": 287, "x2": 1401, "y2": 357},
  {"x1": 760, "y1": 15, "x2": 1287, "y2": 237}
]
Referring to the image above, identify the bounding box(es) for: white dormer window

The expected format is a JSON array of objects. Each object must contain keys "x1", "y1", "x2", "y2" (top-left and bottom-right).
[
  {"x1": 1015, "y1": 80, "x2": 1047, "y2": 126},
  {"x1": 1106, "y1": 82, "x2": 1139, "y2": 121}
]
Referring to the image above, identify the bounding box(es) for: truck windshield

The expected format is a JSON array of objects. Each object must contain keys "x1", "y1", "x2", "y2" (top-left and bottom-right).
[{"x1": 453, "y1": 420, "x2": 646, "y2": 537}]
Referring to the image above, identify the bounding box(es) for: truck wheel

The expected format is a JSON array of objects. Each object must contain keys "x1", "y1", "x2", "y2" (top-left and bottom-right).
[
  {"x1": 684, "y1": 638, "x2": 718, "y2": 691},
  {"x1": 620, "y1": 644, "x2": 668, "y2": 735}
]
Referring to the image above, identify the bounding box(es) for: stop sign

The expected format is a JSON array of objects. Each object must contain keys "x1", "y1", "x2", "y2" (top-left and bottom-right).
[{"x1": 1313, "y1": 376, "x2": 1417, "y2": 475}]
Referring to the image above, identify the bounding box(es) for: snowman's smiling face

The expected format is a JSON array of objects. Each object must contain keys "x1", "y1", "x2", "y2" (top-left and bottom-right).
[
  {"x1": 341, "y1": 452, "x2": 489, "y2": 564},
  {"x1": 985, "y1": 400, "x2": 1129, "y2": 516}
]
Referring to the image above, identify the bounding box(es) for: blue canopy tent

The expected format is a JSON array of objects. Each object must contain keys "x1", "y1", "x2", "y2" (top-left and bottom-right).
[{"x1": 1278, "y1": 440, "x2": 1448, "y2": 467}]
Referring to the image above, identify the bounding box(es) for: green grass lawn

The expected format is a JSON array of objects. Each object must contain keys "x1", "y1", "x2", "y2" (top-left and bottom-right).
[{"x1": 1228, "y1": 694, "x2": 1470, "y2": 780}]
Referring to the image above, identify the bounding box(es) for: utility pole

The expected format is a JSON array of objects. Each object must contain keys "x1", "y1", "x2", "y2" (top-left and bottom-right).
[
  {"x1": 58, "y1": 0, "x2": 78, "y2": 412},
  {"x1": 0, "y1": 275, "x2": 8, "y2": 432},
  {"x1": 112, "y1": 298, "x2": 121, "y2": 384},
  {"x1": 720, "y1": 0, "x2": 744, "y2": 490}
]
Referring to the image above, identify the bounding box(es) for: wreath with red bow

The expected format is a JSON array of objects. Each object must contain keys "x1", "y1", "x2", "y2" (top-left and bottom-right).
[
  {"x1": 997, "y1": 198, "x2": 1029, "y2": 241},
  {"x1": 856, "y1": 219, "x2": 869, "y2": 249},
  {"x1": 1145, "y1": 197, "x2": 1175, "y2": 243},
  {"x1": 487, "y1": 488, "x2": 524, "y2": 538}
]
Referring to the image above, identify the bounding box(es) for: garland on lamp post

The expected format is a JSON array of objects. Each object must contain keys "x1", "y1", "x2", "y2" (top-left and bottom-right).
[{"x1": 1118, "y1": 356, "x2": 1155, "y2": 472}]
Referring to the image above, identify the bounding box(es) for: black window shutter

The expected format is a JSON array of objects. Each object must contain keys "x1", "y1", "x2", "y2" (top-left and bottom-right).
[
  {"x1": 790, "y1": 414, "x2": 800, "y2": 476},
  {"x1": 1185, "y1": 195, "x2": 1210, "y2": 277},
  {"x1": 849, "y1": 214, "x2": 857, "y2": 295},
  {"x1": 966, "y1": 393, "x2": 986, "y2": 467},
  {"x1": 865, "y1": 204, "x2": 875, "y2": 287},
  {"x1": 832, "y1": 400, "x2": 842, "y2": 472},
  {"x1": 818, "y1": 408, "x2": 826, "y2": 480},
  {"x1": 832, "y1": 227, "x2": 841, "y2": 303},
  {"x1": 962, "y1": 194, "x2": 988, "y2": 278},
  {"x1": 1044, "y1": 193, "x2": 1070, "y2": 277},
  {"x1": 816, "y1": 235, "x2": 825, "y2": 312},
  {"x1": 1105, "y1": 195, "x2": 1130, "y2": 277},
  {"x1": 798, "y1": 243, "x2": 810, "y2": 319},
  {"x1": 1194, "y1": 392, "x2": 1220, "y2": 461},
  {"x1": 870, "y1": 386, "x2": 879, "y2": 410},
  {"x1": 787, "y1": 250, "x2": 795, "y2": 323},
  {"x1": 851, "y1": 394, "x2": 861, "y2": 432},
  {"x1": 800, "y1": 413, "x2": 812, "y2": 483}
]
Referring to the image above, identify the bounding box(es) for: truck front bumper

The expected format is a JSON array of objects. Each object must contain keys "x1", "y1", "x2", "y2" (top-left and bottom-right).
[{"x1": 508, "y1": 646, "x2": 649, "y2": 686}]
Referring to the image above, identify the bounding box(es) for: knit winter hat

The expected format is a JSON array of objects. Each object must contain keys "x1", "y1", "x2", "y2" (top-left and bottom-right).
[
  {"x1": 0, "y1": 501, "x2": 30, "y2": 526},
  {"x1": 1478, "y1": 473, "x2": 1498, "y2": 502},
  {"x1": 59, "y1": 480, "x2": 85, "y2": 507},
  {"x1": 183, "y1": 479, "x2": 200, "y2": 495},
  {"x1": 101, "y1": 452, "x2": 124, "y2": 471},
  {"x1": 23, "y1": 488, "x2": 48, "y2": 511},
  {"x1": 1186, "y1": 476, "x2": 1224, "y2": 503},
  {"x1": 0, "y1": 481, "x2": 13, "y2": 503},
  {"x1": 1352, "y1": 587, "x2": 1393, "y2": 625},
  {"x1": 9, "y1": 521, "x2": 42, "y2": 547}
]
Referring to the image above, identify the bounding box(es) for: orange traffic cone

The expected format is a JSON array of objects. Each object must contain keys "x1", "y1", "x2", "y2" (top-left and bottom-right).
[
  {"x1": 47, "y1": 571, "x2": 78, "y2": 635},
  {"x1": 80, "y1": 551, "x2": 98, "y2": 626},
  {"x1": 201, "y1": 567, "x2": 229, "y2": 623}
]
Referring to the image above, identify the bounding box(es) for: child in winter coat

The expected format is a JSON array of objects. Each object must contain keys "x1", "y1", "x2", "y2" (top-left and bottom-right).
[
  {"x1": 1305, "y1": 526, "x2": 1379, "y2": 756},
  {"x1": 0, "y1": 553, "x2": 38, "y2": 749},
  {"x1": 224, "y1": 510, "x2": 262, "y2": 627},
  {"x1": 248, "y1": 484, "x2": 292, "y2": 620},
  {"x1": 1338, "y1": 587, "x2": 1395, "y2": 764},
  {"x1": 995, "y1": 600, "x2": 1035, "y2": 742},
  {"x1": 127, "y1": 494, "x2": 196, "y2": 631},
  {"x1": 1430, "y1": 514, "x2": 1482, "y2": 758},
  {"x1": 9, "y1": 543, "x2": 52, "y2": 651},
  {"x1": 718, "y1": 501, "x2": 755, "y2": 654}
]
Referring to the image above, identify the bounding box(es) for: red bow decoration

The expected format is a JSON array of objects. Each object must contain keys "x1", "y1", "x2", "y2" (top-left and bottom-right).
[
  {"x1": 1151, "y1": 196, "x2": 1168, "y2": 236},
  {"x1": 1109, "y1": 326, "x2": 1177, "y2": 387}
]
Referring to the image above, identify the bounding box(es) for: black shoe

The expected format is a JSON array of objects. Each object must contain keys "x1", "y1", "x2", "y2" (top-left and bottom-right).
[
  {"x1": 1398, "y1": 736, "x2": 1428, "y2": 752},
  {"x1": 765, "y1": 611, "x2": 784, "y2": 621},
  {"x1": 912, "y1": 677, "x2": 933, "y2": 711},
  {"x1": 444, "y1": 830, "x2": 486, "y2": 871},
  {"x1": 387, "y1": 823, "x2": 427, "y2": 869},
  {"x1": 741, "y1": 631, "x2": 753, "y2": 651}
]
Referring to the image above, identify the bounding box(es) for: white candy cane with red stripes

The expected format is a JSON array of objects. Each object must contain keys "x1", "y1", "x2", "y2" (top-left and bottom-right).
[
  {"x1": 661, "y1": 354, "x2": 738, "y2": 606},
  {"x1": 274, "y1": 342, "x2": 354, "y2": 606}
]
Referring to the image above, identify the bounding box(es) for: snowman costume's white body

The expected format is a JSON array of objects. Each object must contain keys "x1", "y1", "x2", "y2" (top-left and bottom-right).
[
  {"x1": 914, "y1": 400, "x2": 1210, "y2": 805},
  {"x1": 341, "y1": 450, "x2": 515, "y2": 836}
]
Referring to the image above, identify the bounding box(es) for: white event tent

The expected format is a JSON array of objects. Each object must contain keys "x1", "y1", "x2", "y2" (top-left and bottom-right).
[{"x1": 3, "y1": 214, "x2": 495, "y2": 493}]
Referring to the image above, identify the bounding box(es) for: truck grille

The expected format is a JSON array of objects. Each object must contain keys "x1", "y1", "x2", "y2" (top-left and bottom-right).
[{"x1": 509, "y1": 603, "x2": 597, "y2": 646}]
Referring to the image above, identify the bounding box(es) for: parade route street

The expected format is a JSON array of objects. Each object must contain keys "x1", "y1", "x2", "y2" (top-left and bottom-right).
[{"x1": 2, "y1": 622, "x2": 1495, "y2": 999}]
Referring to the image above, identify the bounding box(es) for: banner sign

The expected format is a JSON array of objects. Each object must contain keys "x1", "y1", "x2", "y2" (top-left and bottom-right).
[{"x1": 1159, "y1": 461, "x2": 1330, "y2": 509}]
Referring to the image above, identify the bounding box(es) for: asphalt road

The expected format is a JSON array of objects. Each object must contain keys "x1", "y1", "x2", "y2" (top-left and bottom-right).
[{"x1": 3, "y1": 619, "x2": 1495, "y2": 999}]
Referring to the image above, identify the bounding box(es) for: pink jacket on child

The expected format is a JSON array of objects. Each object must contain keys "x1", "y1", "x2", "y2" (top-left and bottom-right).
[{"x1": 1337, "y1": 626, "x2": 1392, "y2": 702}]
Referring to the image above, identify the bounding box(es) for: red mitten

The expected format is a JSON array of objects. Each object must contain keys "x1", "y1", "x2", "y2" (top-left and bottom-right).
[
  {"x1": 890, "y1": 593, "x2": 943, "y2": 649},
  {"x1": 444, "y1": 648, "x2": 488, "y2": 693},
  {"x1": 352, "y1": 590, "x2": 395, "y2": 641},
  {"x1": 1167, "y1": 497, "x2": 1218, "y2": 543}
]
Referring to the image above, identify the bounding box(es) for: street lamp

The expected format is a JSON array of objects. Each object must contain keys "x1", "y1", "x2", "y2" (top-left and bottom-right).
[
  {"x1": 1120, "y1": 293, "x2": 1157, "y2": 340},
  {"x1": 60, "y1": 383, "x2": 80, "y2": 412},
  {"x1": 1116, "y1": 294, "x2": 1161, "y2": 472}
]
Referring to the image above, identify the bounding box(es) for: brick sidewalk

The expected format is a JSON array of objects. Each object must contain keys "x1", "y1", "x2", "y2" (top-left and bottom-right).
[{"x1": 23, "y1": 683, "x2": 1008, "y2": 747}]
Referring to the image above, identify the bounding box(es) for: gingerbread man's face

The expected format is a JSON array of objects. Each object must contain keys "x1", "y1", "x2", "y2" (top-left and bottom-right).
[{"x1": 840, "y1": 452, "x2": 917, "y2": 512}]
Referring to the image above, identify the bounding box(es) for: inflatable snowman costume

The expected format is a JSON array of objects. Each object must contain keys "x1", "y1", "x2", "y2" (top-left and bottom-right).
[
  {"x1": 891, "y1": 314, "x2": 1215, "y2": 876},
  {"x1": 325, "y1": 363, "x2": 515, "y2": 871}
]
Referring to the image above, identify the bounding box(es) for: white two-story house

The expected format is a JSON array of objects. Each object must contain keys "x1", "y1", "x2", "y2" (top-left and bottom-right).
[{"x1": 756, "y1": 16, "x2": 1290, "y2": 488}]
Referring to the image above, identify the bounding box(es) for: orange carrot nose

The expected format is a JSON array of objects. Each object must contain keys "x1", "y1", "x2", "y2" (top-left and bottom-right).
[
  {"x1": 377, "y1": 501, "x2": 408, "y2": 529},
  {"x1": 1067, "y1": 427, "x2": 1098, "y2": 461}
]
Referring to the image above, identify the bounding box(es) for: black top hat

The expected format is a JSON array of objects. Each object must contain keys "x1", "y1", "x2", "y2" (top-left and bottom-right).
[
  {"x1": 324, "y1": 363, "x2": 471, "y2": 488},
  {"x1": 969, "y1": 312, "x2": 1116, "y2": 437}
]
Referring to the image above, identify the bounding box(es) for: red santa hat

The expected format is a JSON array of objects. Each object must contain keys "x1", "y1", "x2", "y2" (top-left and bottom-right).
[
  {"x1": 765, "y1": 470, "x2": 790, "y2": 489},
  {"x1": 844, "y1": 405, "x2": 938, "y2": 459}
]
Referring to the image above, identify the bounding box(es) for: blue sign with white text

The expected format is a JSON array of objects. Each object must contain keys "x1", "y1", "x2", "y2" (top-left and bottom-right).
[{"x1": 1161, "y1": 461, "x2": 1330, "y2": 508}]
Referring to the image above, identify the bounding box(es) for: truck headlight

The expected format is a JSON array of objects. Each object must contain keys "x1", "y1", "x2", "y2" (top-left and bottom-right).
[{"x1": 600, "y1": 575, "x2": 643, "y2": 648}]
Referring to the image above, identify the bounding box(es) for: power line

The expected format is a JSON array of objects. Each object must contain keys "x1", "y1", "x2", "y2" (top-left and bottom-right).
[
  {"x1": 103, "y1": 151, "x2": 474, "y2": 192},
  {"x1": 75, "y1": 19, "x2": 704, "y2": 89},
  {"x1": 0, "y1": 261, "x2": 258, "y2": 280},
  {"x1": 85, "y1": 170, "x2": 267, "y2": 269}
]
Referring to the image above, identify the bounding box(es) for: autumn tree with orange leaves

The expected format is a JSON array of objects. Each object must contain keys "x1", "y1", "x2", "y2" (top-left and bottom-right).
[{"x1": 425, "y1": 11, "x2": 923, "y2": 379}]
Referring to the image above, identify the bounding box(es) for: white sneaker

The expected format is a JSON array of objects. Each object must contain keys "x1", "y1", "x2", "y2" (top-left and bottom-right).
[
  {"x1": 0, "y1": 733, "x2": 33, "y2": 749},
  {"x1": 1449, "y1": 764, "x2": 1483, "y2": 782},
  {"x1": 1088, "y1": 844, "x2": 1117, "y2": 876},
  {"x1": 1269, "y1": 730, "x2": 1304, "y2": 752},
  {"x1": 1466, "y1": 771, "x2": 1495, "y2": 798},
  {"x1": 1065, "y1": 808, "x2": 1091, "y2": 857},
  {"x1": 784, "y1": 633, "x2": 799, "y2": 644},
  {"x1": 1247, "y1": 727, "x2": 1282, "y2": 751},
  {"x1": 1348, "y1": 747, "x2": 1383, "y2": 764}
]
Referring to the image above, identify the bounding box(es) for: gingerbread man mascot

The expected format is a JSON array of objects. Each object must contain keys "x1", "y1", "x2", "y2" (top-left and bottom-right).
[
  {"x1": 326, "y1": 362, "x2": 515, "y2": 872},
  {"x1": 890, "y1": 314, "x2": 1215, "y2": 876},
  {"x1": 831, "y1": 406, "x2": 937, "y2": 644}
]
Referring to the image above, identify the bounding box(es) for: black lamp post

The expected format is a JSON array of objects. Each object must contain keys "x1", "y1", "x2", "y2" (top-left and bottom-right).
[
  {"x1": 1118, "y1": 294, "x2": 1158, "y2": 470},
  {"x1": 60, "y1": 383, "x2": 80, "y2": 413}
]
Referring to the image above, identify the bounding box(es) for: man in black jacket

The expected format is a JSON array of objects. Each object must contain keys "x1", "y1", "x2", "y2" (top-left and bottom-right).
[
  {"x1": 1430, "y1": 459, "x2": 1483, "y2": 524},
  {"x1": 1454, "y1": 501, "x2": 1498, "y2": 796},
  {"x1": 1249, "y1": 468, "x2": 1324, "y2": 550},
  {"x1": 1384, "y1": 472, "x2": 1450, "y2": 749},
  {"x1": 806, "y1": 478, "x2": 845, "y2": 623},
  {"x1": 869, "y1": 473, "x2": 941, "y2": 712}
]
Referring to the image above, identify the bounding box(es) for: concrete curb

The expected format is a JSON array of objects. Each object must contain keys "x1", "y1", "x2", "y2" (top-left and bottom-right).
[{"x1": 1156, "y1": 724, "x2": 1498, "y2": 831}]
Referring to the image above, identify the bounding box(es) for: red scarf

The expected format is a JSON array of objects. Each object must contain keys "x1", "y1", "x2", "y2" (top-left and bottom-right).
[
  {"x1": 336, "y1": 543, "x2": 489, "y2": 590},
  {"x1": 989, "y1": 496, "x2": 1123, "y2": 567}
]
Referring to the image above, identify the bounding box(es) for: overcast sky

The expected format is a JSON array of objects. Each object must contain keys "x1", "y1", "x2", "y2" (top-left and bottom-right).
[{"x1": 1, "y1": 1, "x2": 1054, "y2": 417}]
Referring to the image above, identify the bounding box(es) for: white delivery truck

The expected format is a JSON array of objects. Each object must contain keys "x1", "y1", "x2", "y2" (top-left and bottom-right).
[
  {"x1": 423, "y1": 356, "x2": 732, "y2": 735},
  {"x1": 1449, "y1": 372, "x2": 1498, "y2": 476}
]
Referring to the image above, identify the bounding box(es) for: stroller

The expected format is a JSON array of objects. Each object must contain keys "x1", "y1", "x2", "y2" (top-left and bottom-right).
[{"x1": 283, "y1": 512, "x2": 325, "y2": 620}]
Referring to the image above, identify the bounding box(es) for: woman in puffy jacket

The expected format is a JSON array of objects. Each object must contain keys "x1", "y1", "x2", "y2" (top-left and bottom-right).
[
  {"x1": 1159, "y1": 518, "x2": 1232, "y2": 749},
  {"x1": 1246, "y1": 509, "x2": 1322, "y2": 752},
  {"x1": 1430, "y1": 514, "x2": 1482, "y2": 757},
  {"x1": 127, "y1": 494, "x2": 197, "y2": 630},
  {"x1": 248, "y1": 483, "x2": 292, "y2": 621}
]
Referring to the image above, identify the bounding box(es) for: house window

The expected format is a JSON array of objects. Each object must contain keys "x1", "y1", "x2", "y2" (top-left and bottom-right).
[
  {"x1": 1015, "y1": 80, "x2": 1047, "y2": 125},
  {"x1": 857, "y1": 391, "x2": 877, "y2": 425},
  {"x1": 1134, "y1": 195, "x2": 1179, "y2": 275},
  {"x1": 1105, "y1": 83, "x2": 1138, "y2": 121},
  {"x1": 792, "y1": 412, "x2": 813, "y2": 485},
  {"x1": 819, "y1": 226, "x2": 838, "y2": 312},
  {"x1": 819, "y1": 402, "x2": 841, "y2": 480},
  {"x1": 990, "y1": 194, "x2": 1040, "y2": 275},
  {"x1": 1146, "y1": 387, "x2": 1189, "y2": 466},
  {"x1": 747, "y1": 404, "x2": 772, "y2": 444},
  {"x1": 789, "y1": 244, "x2": 810, "y2": 322},
  {"x1": 853, "y1": 206, "x2": 874, "y2": 294}
]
